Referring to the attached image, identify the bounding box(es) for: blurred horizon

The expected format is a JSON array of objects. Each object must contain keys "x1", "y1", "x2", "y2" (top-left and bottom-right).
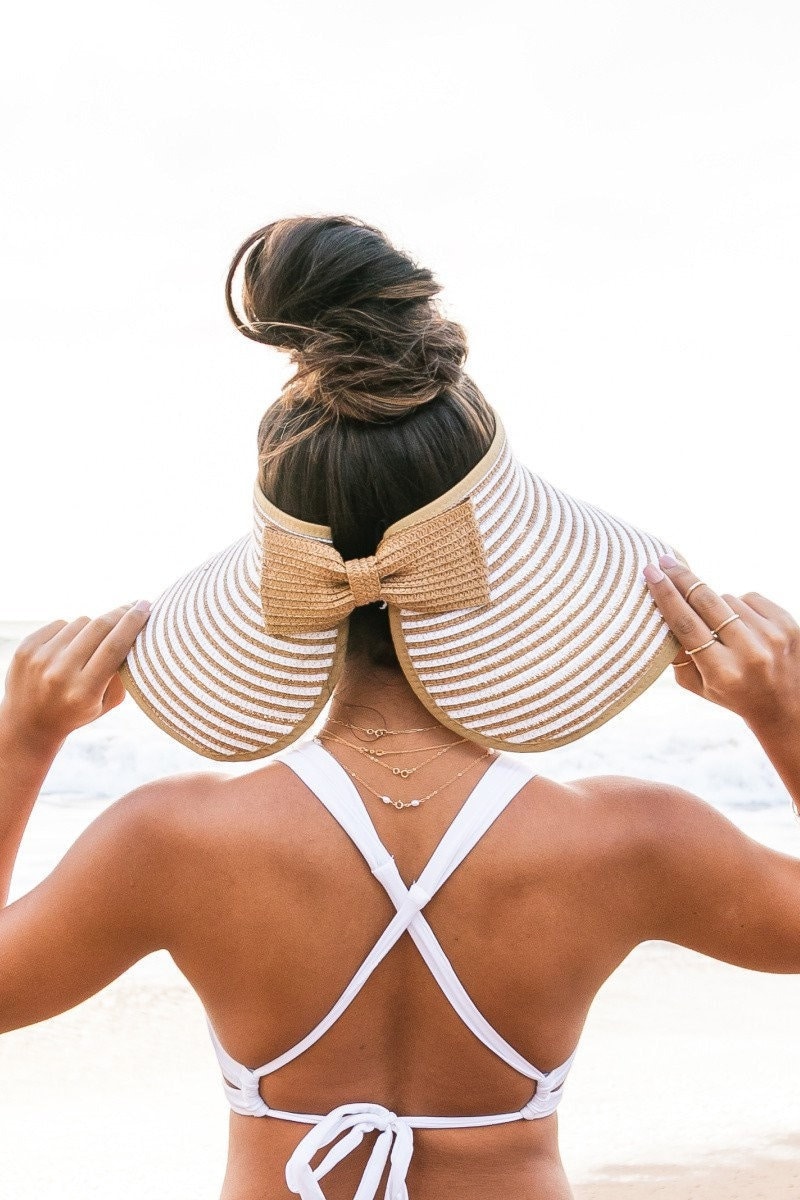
[{"x1": 2, "y1": 2, "x2": 798, "y2": 621}]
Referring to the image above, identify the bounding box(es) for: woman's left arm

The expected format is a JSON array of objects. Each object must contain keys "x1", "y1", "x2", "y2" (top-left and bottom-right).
[{"x1": 0, "y1": 604, "x2": 182, "y2": 1034}]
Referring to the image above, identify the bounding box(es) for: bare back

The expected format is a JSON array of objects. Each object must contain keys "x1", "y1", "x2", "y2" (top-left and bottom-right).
[{"x1": 158, "y1": 744, "x2": 645, "y2": 1200}]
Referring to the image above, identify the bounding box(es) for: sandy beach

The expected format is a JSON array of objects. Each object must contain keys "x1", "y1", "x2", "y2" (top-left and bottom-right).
[{"x1": 2, "y1": 938, "x2": 800, "y2": 1197}]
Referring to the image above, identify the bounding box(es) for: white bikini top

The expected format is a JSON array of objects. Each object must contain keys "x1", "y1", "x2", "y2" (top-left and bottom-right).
[{"x1": 206, "y1": 739, "x2": 578, "y2": 1200}]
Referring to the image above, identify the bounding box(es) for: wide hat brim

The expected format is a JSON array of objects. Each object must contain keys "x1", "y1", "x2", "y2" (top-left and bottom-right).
[{"x1": 120, "y1": 413, "x2": 683, "y2": 760}]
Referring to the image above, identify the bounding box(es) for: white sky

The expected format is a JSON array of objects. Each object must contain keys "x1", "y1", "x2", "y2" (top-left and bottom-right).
[{"x1": 1, "y1": 2, "x2": 798, "y2": 620}]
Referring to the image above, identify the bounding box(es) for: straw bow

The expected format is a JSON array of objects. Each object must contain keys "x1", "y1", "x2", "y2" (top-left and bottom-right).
[{"x1": 260, "y1": 498, "x2": 490, "y2": 637}]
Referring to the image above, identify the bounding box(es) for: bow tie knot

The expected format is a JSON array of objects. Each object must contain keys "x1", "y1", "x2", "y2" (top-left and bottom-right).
[
  {"x1": 259, "y1": 496, "x2": 491, "y2": 638},
  {"x1": 285, "y1": 1102, "x2": 414, "y2": 1200},
  {"x1": 344, "y1": 555, "x2": 383, "y2": 607}
]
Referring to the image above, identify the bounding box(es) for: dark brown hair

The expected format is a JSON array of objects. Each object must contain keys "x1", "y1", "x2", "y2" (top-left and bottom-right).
[{"x1": 226, "y1": 215, "x2": 496, "y2": 669}]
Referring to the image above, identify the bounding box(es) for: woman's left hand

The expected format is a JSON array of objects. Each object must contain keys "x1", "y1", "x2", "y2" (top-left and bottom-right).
[{"x1": 0, "y1": 602, "x2": 151, "y2": 753}]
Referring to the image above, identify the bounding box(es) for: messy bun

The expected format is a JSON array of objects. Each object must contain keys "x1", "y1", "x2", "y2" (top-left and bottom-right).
[
  {"x1": 226, "y1": 215, "x2": 496, "y2": 669},
  {"x1": 227, "y1": 216, "x2": 476, "y2": 442}
]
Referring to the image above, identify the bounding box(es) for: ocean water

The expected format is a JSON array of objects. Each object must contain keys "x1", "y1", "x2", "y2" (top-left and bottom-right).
[{"x1": 2, "y1": 620, "x2": 796, "y2": 946}]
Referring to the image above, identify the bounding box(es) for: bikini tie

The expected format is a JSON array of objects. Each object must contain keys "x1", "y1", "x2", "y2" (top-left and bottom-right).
[{"x1": 285, "y1": 1102, "x2": 414, "y2": 1200}]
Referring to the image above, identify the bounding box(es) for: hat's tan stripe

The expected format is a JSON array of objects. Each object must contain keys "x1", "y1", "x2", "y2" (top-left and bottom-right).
[
  {"x1": 125, "y1": 610, "x2": 348, "y2": 762},
  {"x1": 408, "y1": 513, "x2": 663, "y2": 729},
  {"x1": 470, "y1": 449, "x2": 518, "y2": 533},
  {"x1": 399, "y1": 465, "x2": 557, "y2": 642},
  {"x1": 190, "y1": 542, "x2": 334, "y2": 691},
  {"x1": 131, "y1": 545, "x2": 329, "y2": 747},
  {"x1": 122, "y1": 657, "x2": 260, "y2": 758},
  {"x1": 389, "y1": 598, "x2": 677, "y2": 754},
  {"x1": 503, "y1": 620, "x2": 669, "y2": 744},
  {"x1": 476, "y1": 453, "x2": 539, "y2": 557},
  {"x1": 400, "y1": 462, "x2": 562, "y2": 637},
  {"x1": 129, "y1": 635, "x2": 270, "y2": 749},
  {"x1": 429, "y1": 541, "x2": 653, "y2": 698},
  {"x1": 126, "y1": 572, "x2": 260, "y2": 753},
  {"x1": 442, "y1": 532, "x2": 667, "y2": 734},
  {"x1": 187, "y1": 537, "x2": 337, "y2": 719},
  {"x1": 445, "y1": 601, "x2": 665, "y2": 739},
  {"x1": 188, "y1": 539, "x2": 333, "y2": 680},
  {"x1": 231, "y1": 543, "x2": 338, "y2": 662},
  {"x1": 412, "y1": 501, "x2": 619, "y2": 689},
  {"x1": 471, "y1": 443, "x2": 515, "y2": 515},
  {"x1": 459, "y1": 601, "x2": 663, "y2": 735},
  {"x1": 416, "y1": 501, "x2": 630, "y2": 709},
  {"x1": 421, "y1": 510, "x2": 655, "y2": 713},
  {"x1": 138, "y1": 570, "x2": 298, "y2": 742},
  {"x1": 237, "y1": 537, "x2": 340, "y2": 649},
  {"x1": 180, "y1": 542, "x2": 331, "y2": 699},
  {"x1": 413, "y1": 487, "x2": 626, "y2": 674},
  {"x1": 402, "y1": 480, "x2": 595, "y2": 661},
  {"x1": 403, "y1": 475, "x2": 669, "y2": 674},
  {"x1": 507, "y1": 613, "x2": 670, "y2": 741},
  {"x1": 127, "y1": 638, "x2": 266, "y2": 753}
]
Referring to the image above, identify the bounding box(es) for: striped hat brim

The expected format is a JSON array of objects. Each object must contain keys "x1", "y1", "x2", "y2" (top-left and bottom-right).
[{"x1": 120, "y1": 413, "x2": 683, "y2": 760}]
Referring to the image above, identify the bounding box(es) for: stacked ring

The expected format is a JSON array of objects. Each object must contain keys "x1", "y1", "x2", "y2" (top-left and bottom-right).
[
  {"x1": 673, "y1": 613, "x2": 741, "y2": 666},
  {"x1": 712, "y1": 613, "x2": 740, "y2": 636},
  {"x1": 686, "y1": 637, "x2": 717, "y2": 656}
]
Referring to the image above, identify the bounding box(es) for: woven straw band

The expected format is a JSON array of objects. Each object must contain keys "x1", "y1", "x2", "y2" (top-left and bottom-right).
[
  {"x1": 389, "y1": 438, "x2": 681, "y2": 750},
  {"x1": 261, "y1": 499, "x2": 491, "y2": 637},
  {"x1": 120, "y1": 410, "x2": 682, "y2": 760}
]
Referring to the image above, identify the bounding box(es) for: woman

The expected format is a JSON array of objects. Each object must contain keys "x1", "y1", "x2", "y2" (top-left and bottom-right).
[{"x1": 1, "y1": 216, "x2": 799, "y2": 1200}]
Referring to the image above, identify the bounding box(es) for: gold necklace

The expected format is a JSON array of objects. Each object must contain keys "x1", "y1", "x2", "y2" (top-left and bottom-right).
[
  {"x1": 328, "y1": 716, "x2": 440, "y2": 738},
  {"x1": 318, "y1": 729, "x2": 465, "y2": 779},
  {"x1": 314, "y1": 739, "x2": 494, "y2": 810}
]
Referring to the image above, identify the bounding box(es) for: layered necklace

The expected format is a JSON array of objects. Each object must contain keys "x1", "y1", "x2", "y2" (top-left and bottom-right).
[{"x1": 315, "y1": 715, "x2": 494, "y2": 810}]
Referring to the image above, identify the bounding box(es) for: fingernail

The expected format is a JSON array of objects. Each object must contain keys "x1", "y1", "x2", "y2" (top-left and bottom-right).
[
  {"x1": 659, "y1": 554, "x2": 679, "y2": 569},
  {"x1": 643, "y1": 563, "x2": 664, "y2": 584},
  {"x1": 133, "y1": 599, "x2": 151, "y2": 614}
]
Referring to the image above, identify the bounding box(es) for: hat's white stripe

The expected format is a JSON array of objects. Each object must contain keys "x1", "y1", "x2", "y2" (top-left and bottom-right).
[
  {"x1": 397, "y1": 445, "x2": 674, "y2": 747},
  {"x1": 129, "y1": 530, "x2": 341, "y2": 755},
  {"x1": 418, "y1": 505, "x2": 628, "y2": 709},
  {"x1": 436, "y1": 511, "x2": 636, "y2": 717},
  {"x1": 402, "y1": 484, "x2": 597, "y2": 660},
  {"x1": 144, "y1": 551, "x2": 305, "y2": 743}
]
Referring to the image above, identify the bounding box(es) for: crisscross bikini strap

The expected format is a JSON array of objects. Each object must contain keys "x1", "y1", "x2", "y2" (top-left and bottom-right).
[{"x1": 258, "y1": 738, "x2": 545, "y2": 1085}]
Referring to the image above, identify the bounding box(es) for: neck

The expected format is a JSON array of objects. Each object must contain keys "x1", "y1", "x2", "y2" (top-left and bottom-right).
[{"x1": 326, "y1": 657, "x2": 441, "y2": 733}]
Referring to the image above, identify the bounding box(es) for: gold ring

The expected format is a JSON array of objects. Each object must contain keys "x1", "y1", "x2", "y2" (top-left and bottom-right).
[
  {"x1": 711, "y1": 613, "x2": 740, "y2": 636},
  {"x1": 673, "y1": 659, "x2": 696, "y2": 668},
  {"x1": 686, "y1": 636, "x2": 718, "y2": 656},
  {"x1": 684, "y1": 581, "x2": 705, "y2": 600}
]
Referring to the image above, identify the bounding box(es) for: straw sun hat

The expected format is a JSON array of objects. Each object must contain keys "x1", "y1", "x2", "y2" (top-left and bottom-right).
[{"x1": 120, "y1": 405, "x2": 683, "y2": 761}]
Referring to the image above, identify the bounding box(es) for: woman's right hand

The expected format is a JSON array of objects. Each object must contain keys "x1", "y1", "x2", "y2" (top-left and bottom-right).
[{"x1": 643, "y1": 555, "x2": 800, "y2": 735}]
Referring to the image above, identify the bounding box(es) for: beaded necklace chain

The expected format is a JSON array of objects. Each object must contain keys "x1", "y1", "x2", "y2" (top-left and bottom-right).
[
  {"x1": 328, "y1": 716, "x2": 439, "y2": 738},
  {"x1": 318, "y1": 729, "x2": 466, "y2": 779},
  {"x1": 314, "y1": 735, "x2": 494, "y2": 810}
]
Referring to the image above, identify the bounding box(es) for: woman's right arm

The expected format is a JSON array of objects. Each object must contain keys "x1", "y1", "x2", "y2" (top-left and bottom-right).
[{"x1": 623, "y1": 556, "x2": 800, "y2": 971}]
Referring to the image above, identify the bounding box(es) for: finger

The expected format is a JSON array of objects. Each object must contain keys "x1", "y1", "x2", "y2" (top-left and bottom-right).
[
  {"x1": 643, "y1": 563, "x2": 718, "y2": 655},
  {"x1": 657, "y1": 557, "x2": 749, "y2": 643},
  {"x1": 672, "y1": 656, "x2": 705, "y2": 697},
  {"x1": 15, "y1": 620, "x2": 68, "y2": 656},
  {"x1": 83, "y1": 602, "x2": 151, "y2": 685},
  {"x1": 60, "y1": 605, "x2": 133, "y2": 670},
  {"x1": 46, "y1": 616, "x2": 93, "y2": 654},
  {"x1": 100, "y1": 674, "x2": 127, "y2": 715},
  {"x1": 739, "y1": 591, "x2": 800, "y2": 631},
  {"x1": 720, "y1": 594, "x2": 775, "y2": 638}
]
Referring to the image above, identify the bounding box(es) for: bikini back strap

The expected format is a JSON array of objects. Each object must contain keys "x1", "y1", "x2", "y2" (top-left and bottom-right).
[{"x1": 258, "y1": 740, "x2": 546, "y2": 1083}]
